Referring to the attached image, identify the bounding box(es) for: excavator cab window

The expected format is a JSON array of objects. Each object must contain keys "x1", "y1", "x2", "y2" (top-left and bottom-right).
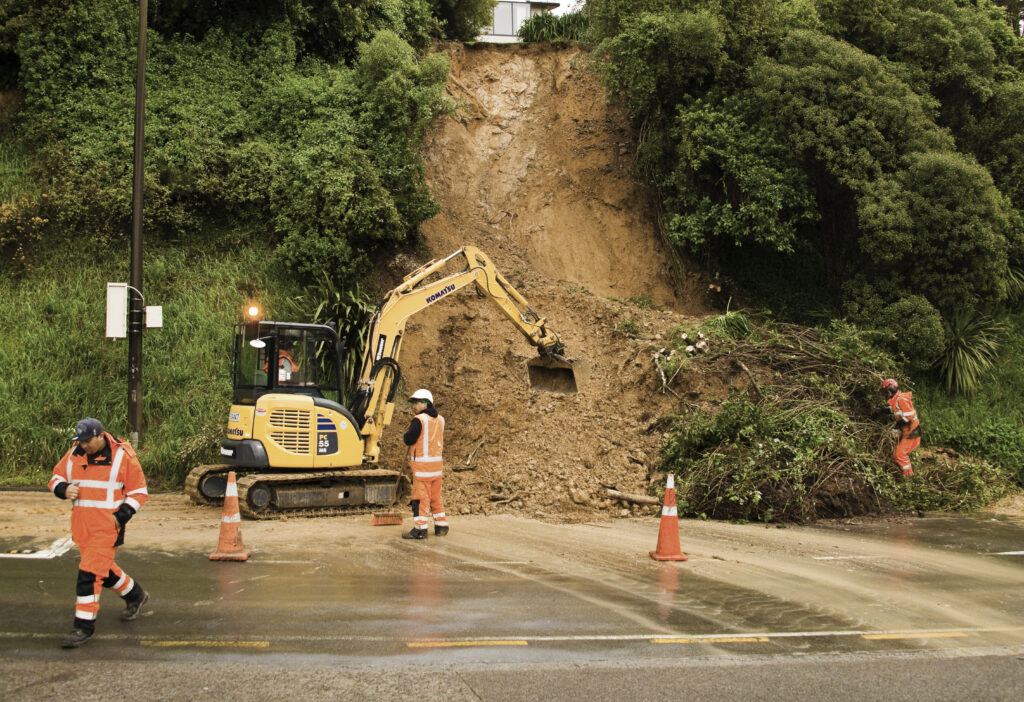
[{"x1": 232, "y1": 322, "x2": 344, "y2": 404}]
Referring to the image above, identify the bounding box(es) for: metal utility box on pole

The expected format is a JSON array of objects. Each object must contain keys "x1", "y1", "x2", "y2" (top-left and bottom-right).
[{"x1": 128, "y1": 0, "x2": 148, "y2": 447}]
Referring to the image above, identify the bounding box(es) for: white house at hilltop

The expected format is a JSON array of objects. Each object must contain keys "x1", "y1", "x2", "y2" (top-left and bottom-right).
[{"x1": 477, "y1": 1, "x2": 560, "y2": 43}]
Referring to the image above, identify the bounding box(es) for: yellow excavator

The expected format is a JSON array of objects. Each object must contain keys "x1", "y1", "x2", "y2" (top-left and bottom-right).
[{"x1": 185, "y1": 246, "x2": 583, "y2": 518}]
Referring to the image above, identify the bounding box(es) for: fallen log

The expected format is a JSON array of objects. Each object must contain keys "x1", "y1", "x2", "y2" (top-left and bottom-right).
[{"x1": 605, "y1": 488, "x2": 660, "y2": 506}]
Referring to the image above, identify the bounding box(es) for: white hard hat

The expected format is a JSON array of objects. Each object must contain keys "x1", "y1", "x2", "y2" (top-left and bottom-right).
[{"x1": 409, "y1": 388, "x2": 434, "y2": 404}]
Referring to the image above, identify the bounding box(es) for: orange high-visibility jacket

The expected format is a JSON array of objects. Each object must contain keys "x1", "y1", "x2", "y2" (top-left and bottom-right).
[
  {"x1": 887, "y1": 391, "x2": 920, "y2": 438},
  {"x1": 49, "y1": 432, "x2": 148, "y2": 544},
  {"x1": 408, "y1": 412, "x2": 445, "y2": 479}
]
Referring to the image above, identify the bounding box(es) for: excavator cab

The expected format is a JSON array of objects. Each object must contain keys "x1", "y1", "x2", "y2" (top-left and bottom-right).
[{"x1": 232, "y1": 321, "x2": 345, "y2": 405}]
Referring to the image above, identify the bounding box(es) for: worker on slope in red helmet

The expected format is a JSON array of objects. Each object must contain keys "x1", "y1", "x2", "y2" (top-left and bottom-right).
[
  {"x1": 402, "y1": 389, "x2": 449, "y2": 540},
  {"x1": 880, "y1": 379, "x2": 922, "y2": 477},
  {"x1": 48, "y1": 418, "x2": 150, "y2": 648}
]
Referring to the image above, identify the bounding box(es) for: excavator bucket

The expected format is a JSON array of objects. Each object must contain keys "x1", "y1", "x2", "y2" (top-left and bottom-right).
[{"x1": 527, "y1": 356, "x2": 586, "y2": 393}]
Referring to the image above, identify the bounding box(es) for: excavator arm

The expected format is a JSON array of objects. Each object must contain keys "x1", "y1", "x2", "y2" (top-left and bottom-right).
[{"x1": 350, "y1": 246, "x2": 580, "y2": 463}]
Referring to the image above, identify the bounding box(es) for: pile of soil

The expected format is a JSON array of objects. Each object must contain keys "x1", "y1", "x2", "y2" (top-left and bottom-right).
[{"x1": 373, "y1": 43, "x2": 726, "y2": 522}]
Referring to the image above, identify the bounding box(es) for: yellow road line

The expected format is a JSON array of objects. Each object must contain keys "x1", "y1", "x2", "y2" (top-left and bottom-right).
[
  {"x1": 141, "y1": 640, "x2": 270, "y2": 648},
  {"x1": 652, "y1": 637, "x2": 770, "y2": 645},
  {"x1": 862, "y1": 632, "x2": 967, "y2": 641},
  {"x1": 408, "y1": 640, "x2": 529, "y2": 648}
]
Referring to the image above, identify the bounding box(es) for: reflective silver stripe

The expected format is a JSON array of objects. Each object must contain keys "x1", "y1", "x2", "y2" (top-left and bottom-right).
[
  {"x1": 74, "y1": 609, "x2": 97, "y2": 620},
  {"x1": 49, "y1": 477, "x2": 66, "y2": 490},
  {"x1": 77, "y1": 479, "x2": 123, "y2": 489},
  {"x1": 414, "y1": 470, "x2": 443, "y2": 479},
  {"x1": 411, "y1": 456, "x2": 442, "y2": 463},
  {"x1": 114, "y1": 576, "x2": 134, "y2": 594},
  {"x1": 903, "y1": 411, "x2": 917, "y2": 420},
  {"x1": 76, "y1": 595, "x2": 99, "y2": 604},
  {"x1": 74, "y1": 450, "x2": 128, "y2": 509},
  {"x1": 125, "y1": 497, "x2": 142, "y2": 511},
  {"x1": 65, "y1": 457, "x2": 73, "y2": 483},
  {"x1": 222, "y1": 513, "x2": 241, "y2": 524},
  {"x1": 126, "y1": 487, "x2": 148, "y2": 496},
  {"x1": 73, "y1": 499, "x2": 125, "y2": 509},
  {"x1": 114, "y1": 573, "x2": 129, "y2": 589},
  {"x1": 419, "y1": 414, "x2": 430, "y2": 459},
  {"x1": 662, "y1": 506, "x2": 677, "y2": 517},
  {"x1": 433, "y1": 512, "x2": 446, "y2": 518}
]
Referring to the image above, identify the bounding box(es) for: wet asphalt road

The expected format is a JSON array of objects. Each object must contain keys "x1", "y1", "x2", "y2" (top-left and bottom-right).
[{"x1": 2, "y1": 510, "x2": 1024, "y2": 700}]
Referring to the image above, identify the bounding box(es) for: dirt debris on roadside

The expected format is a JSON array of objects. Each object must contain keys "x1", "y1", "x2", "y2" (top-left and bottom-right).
[{"x1": 373, "y1": 43, "x2": 722, "y2": 522}]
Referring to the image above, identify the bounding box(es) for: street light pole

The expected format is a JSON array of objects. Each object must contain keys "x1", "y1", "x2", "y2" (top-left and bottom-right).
[{"x1": 128, "y1": 0, "x2": 147, "y2": 446}]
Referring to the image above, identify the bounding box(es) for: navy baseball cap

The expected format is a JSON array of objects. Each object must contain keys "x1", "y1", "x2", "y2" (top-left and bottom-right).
[{"x1": 72, "y1": 418, "x2": 104, "y2": 442}]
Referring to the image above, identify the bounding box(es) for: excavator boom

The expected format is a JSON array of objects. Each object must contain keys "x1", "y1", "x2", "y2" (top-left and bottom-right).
[{"x1": 351, "y1": 246, "x2": 583, "y2": 464}]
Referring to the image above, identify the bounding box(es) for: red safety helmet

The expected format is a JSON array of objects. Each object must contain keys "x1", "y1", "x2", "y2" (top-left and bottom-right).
[{"x1": 881, "y1": 378, "x2": 898, "y2": 393}]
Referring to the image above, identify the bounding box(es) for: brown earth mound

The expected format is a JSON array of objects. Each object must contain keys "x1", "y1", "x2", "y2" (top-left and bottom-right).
[{"x1": 374, "y1": 43, "x2": 723, "y2": 522}]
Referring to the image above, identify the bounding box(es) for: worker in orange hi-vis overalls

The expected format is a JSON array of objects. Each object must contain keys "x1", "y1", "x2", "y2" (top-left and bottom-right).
[
  {"x1": 402, "y1": 389, "x2": 448, "y2": 540},
  {"x1": 881, "y1": 379, "x2": 922, "y2": 477},
  {"x1": 48, "y1": 418, "x2": 150, "y2": 648}
]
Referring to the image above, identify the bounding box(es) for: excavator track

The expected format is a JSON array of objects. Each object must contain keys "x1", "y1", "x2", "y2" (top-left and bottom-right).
[
  {"x1": 184, "y1": 464, "x2": 234, "y2": 506},
  {"x1": 236, "y1": 470, "x2": 407, "y2": 520}
]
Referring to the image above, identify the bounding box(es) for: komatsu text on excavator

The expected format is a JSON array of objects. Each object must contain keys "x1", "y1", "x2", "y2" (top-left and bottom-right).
[{"x1": 185, "y1": 246, "x2": 583, "y2": 518}]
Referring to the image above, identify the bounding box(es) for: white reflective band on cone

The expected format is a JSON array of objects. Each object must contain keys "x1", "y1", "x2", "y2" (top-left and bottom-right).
[
  {"x1": 226, "y1": 481, "x2": 238, "y2": 498},
  {"x1": 222, "y1": 513, "x2": 241, "y2": 523},
  {"x1": 666, "y1": 474, "x2": 675, "y2": 490},
  {"x1": 662, "y1": 506, "x2": 677, "y2": 517}
]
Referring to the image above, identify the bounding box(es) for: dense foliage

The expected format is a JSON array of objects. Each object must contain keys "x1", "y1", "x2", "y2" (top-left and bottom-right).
[
  {"x1": 0, "y1": 0, "x2": 468, "y2": 482},
  {"x1": 588, "y1": 0, "x2": 1024, "y2": 379},
  {"x1": 0, "y1": 1, "x2": 452, "y2": 287},
  {"x1": 660, "y1": 317, "x2": 1015, "y2": 521},
  {"x1": 518, "y1": 10, "x2": 588, "y2": 42}
]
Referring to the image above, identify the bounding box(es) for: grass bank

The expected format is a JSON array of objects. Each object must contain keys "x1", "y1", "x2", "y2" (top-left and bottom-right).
[{"x1": 0, "y1": 241, "x2": 299, "y2": 488}]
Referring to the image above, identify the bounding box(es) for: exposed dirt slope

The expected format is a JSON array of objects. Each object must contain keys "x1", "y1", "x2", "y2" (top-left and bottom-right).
[{"x1": 375, "y1": 43, "x2": 719, "y2": 522}]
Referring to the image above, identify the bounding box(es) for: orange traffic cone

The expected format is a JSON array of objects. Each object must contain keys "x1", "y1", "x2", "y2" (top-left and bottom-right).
[
  {"x1": 650, "y1": 474, "x2": 688, "y2": 561},
  {"x1": 209, "y1": 472, "x2": 252, "y2": 561}
]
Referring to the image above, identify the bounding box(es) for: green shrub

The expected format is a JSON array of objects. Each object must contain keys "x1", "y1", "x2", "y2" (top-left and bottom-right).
[
  {"x1": 699, "y1": 309, "x2": 752, "y2": 340},
  {"x1": 518, "y1": 11, "x2": 589, "y2": 42},
  {"x1": 289, "y1": 274, "x2": 376, "y2": 405},
  {"x1": 614, "y1": 316, "x2": 640, "y2": 337},
  {"x1": 927, "y1": 418, "x2": 1024, "y2": 486},
  {"x1": 844, "y1": 286, "x2": 945, "y2": 372},
  {"x1": 663, "y1": 399, "x2": 884, "y2": 522},
  {"x1": 934, "y1": 308, "x2": 1007, "y2": 395}
]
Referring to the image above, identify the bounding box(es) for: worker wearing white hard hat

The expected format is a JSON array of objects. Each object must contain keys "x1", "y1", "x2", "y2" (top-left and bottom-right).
[{"x1": 402, "y1": 388, "x2": 448, "y2": 539}]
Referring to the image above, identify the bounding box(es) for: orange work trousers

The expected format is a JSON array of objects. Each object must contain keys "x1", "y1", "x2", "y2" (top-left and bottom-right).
[
  {"x1": 893, "y1": 436, "x2": 921, "y2": 475},
  {"x1": 411, "y1": 475, "x2": 446, "y2": 529}
]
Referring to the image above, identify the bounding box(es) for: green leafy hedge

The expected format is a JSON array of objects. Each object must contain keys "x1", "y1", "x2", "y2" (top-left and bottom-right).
[{"x1": 589, "y1": 0, "x2": 1024, "y2": 369}]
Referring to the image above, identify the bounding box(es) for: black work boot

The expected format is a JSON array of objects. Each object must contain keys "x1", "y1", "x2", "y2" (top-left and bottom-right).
[
  {"x1": 121, "y1": 589, "x2": 149, "y2": 621},
  {"x1": 402, "y1": 528, "x2": 428, "y2": 540},
  {"x1": 60, "y1": 628, "x2": 93, "y2": 648},
  {"x1": 434, "y1": 525, "x2": 449, "y2": 536}
]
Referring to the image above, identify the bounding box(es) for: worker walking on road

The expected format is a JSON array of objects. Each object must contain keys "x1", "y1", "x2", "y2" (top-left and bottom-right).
[
  {"x1": 48, "y1": 418, "x2": 150, "y2": 648},
  {"x1": 402, "y1": 389, "x2": 449, "y2": 540},
  {"x1": 881, "y1": 379, "x2": 922, "y2": 477}
]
